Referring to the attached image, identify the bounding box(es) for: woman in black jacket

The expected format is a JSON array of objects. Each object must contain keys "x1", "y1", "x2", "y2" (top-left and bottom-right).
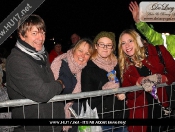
[{"x1": 81, "y1": 31, "x2": 129, "y2": 132}]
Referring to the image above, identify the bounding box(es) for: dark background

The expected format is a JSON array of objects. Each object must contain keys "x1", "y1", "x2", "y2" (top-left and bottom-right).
[{"x1": 0, "y1": 0, "x2": 175, "y2": 57}]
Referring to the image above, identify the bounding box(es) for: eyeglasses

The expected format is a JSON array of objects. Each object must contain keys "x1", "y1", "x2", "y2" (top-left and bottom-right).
[{"x1": 97, "y1": 43, "x2": 113, "y2": 49}]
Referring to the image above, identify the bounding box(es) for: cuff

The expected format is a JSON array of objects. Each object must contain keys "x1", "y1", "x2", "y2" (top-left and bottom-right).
[
  {"x1": 137, "y1": 77, "x2": 145, "y2": 84},
  {"x1": 161, "y1": 75, "x2": 167, "y2": 83}
]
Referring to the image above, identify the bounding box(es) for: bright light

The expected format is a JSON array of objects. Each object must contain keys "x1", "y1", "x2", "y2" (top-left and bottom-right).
[
  {"x1": 162, "y1": 33, "x2": 170, "y2": 36},
  {"x1": 50, "y1": 37, "x2": 54, "y2": 40}
]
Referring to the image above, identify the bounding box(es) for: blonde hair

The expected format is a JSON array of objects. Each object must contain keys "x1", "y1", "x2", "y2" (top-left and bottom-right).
[
  {"x1": 72, "y1": 38, "x2": 93, "y2": 55},
  {"x1": 118, "y1": 29, "x2": 146, "y2": 80}
]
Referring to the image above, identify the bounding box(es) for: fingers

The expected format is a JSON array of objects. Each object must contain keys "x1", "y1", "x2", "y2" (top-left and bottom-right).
[
  {"x1": 129, "y1": 5, "x2": 132, "y2": 12},
  {"x1": 145, "y1": 87, "x2": 152, "y2": 92},
  {"x1": 134, "y1": 1, "x2": 139, "y2": 9},
  {"x1": 129, "y1": 1, "x2": 139, "y2": 11},
  {"x1": 129, "y1": 2, "x2": 134, "y2": 11},
  {"x1": 116, "y1": 93, "x2": 126, "y2": 100},
  {"x1": 142, "y1": 82, "x2": 154, "y2": 92}
]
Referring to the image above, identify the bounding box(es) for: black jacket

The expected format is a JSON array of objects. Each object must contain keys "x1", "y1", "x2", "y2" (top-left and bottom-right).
[
  {"x1": 59, "y1": 60, "x2": 80, "y2": 114},
  {"x1": 81, "y1": 60, "x2": 129, "y2": 119}
]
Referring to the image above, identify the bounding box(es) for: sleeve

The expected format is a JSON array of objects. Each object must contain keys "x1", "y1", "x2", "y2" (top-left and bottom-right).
[
  {"x1": 81, "y1": 67, "x2": 103, "y2": 110},
  {"x1": 58, "y1": 62, "x2": 77, "y2": 94},
  {"x1": 122, "y1": 73, "x2": 144, "y2": 100},
  {"x1": 7, "y1": 56, "x2": 63, "y2": 102},
  {"x1": 2, "y1": 70, "x2": 6, "y2": 84},
  {"x1": 49, "y1": 53, "x2": 54, "y2": 64},
  {"x1": 136, "y1": 22, "x2": 163, "y2": 45},
  {"x1": 159, "y1": 45, "x2": 175, "y2": 84},
  {"x1": 166, "y1": 35, "x2": 175, "y2": 58}
]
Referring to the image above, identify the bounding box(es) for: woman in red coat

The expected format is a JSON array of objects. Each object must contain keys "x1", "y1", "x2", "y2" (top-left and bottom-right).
[{"x1": 118, "y1": 29, "x2": 175, "y2": 132}]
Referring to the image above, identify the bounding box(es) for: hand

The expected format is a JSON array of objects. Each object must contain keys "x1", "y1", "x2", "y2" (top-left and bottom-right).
[
  {"x1": 115, "y1": 94, "x2": 126, "y2": 100},
  {"x1": 137, "y1": 77, "x2": 155, "y2": 92},
  {"x1": 141, "y1": 79, "x2": 155, "y2": 92},
  {"x1": 129, "y1": 1, "x2": 140, "y2": 23},
  {"x1": 107, "y1": 70, "x2": 119, "y2": 83},
  {"x1": 102, "y1": 81, "x2": 119, "y2": 90},
  {"x1": 57, "y1": 79, "x2": 65, "y2": 88},
  {"x1": 146, "y1": 74, "x2": 167, "y2": 84},
  {"x1": 64, "y1": 102, "x2": 73, "y2": 118}
]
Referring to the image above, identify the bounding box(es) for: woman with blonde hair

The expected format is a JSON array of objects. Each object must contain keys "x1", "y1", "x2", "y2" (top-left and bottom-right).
[
  {"x1": 51, "y1": 38, "x2": 93, "y2": 132},
  {"x1": 118, "y1": 29, "x2": 175, "y2": 132}
]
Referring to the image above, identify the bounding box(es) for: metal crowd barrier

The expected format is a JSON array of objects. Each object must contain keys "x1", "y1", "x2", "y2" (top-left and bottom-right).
[{"x1": 0, "y1": 82, "x2": 175, "y2": 132}]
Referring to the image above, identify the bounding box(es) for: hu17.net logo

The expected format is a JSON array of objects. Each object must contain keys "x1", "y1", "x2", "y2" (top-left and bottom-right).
[{"x1": 140, "y1": 2, "x2": 175, "y2": 22}]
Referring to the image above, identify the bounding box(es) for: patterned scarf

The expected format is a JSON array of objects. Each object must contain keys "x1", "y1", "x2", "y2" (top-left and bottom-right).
[
  {"x1": 15, "y1": 39, "x2": 47, "y2": 65},
  {"x1": 92, "y1": 55, "x2": 117, "y2": 72}
]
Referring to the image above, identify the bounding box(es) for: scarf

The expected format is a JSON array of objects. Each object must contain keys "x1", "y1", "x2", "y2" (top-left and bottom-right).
[
  {"x1": 92, "y1": 55, "x2": 118, "y2": 90},
  {"x1": 51, "y1": 49, "x2": 86, "y2": 93},
  {"x1": 51, "y1": 49, "x2": 86, "y2": 123},
  {"x1": 15, "y1": 39, "x2": 47, "y2": 65},
  {"x1": 92, "y1": 55, "x2": 117, "y2": 72}
]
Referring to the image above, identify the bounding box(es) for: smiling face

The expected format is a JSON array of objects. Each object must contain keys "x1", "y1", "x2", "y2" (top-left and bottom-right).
[
  {"x1": 120, "y1": 33, "x2": 136, "y2": 57},
  {"x1": 73, "y1": 42, "x2": 91, "y2": 65},
  {"x1": 20, "y1": 26, "x2": 45, "y2": 51},
  {"x1": 95, "y1": 37, "x2": 113, "y2": 59}
]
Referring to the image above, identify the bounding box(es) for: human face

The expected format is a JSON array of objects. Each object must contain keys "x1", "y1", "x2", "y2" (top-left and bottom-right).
[
  {"x1": 20, "y1": 26, "x2": 45, "y2": 51},
  {"x1": 95, "y1": 37, "x2": 113, "y2": 59},
  {"x1": 71, "y1": 34, "x2": 80, "y2": 45},
  {"x1": 54, "y1": 44, "x2": 62, "y2": 53},
  {"x1": 73, "y1": 42, "x2": 91, "y2": 65},
  {"x1": 121, "y1": 34, "x2": 135, "y2": 57}
]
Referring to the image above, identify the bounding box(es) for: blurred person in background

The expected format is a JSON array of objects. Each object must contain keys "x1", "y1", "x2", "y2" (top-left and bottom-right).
[
  {"x1": 70, "y1": 33, "x2": 81, "y2": 49},
  {"x1": 49, "y1": 41, "x2": 63, "y2": 63}
]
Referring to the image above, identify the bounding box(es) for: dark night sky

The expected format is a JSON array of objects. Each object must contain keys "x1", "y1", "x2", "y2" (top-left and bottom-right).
[
  {"x1": 0, "y1": 0, "x2": 175, "y2": 53},
  {"x1": 34, "y1": 0, "x2": 136, "y2": 39}
]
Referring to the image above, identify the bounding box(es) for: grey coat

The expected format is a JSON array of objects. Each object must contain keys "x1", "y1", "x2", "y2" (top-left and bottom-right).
[{"x1": 6, "y1": 47, "x2": 64, "y2": 132}]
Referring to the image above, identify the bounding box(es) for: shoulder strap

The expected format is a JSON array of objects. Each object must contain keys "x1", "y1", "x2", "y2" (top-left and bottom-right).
[{"x1": 155, "y1": 45, "x2": 167, "y2": 73}]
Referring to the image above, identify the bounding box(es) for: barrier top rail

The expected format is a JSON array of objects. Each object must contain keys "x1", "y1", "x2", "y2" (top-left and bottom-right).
[{"x1": 0, "y1": 82, "x2": 174, "y2": 108}]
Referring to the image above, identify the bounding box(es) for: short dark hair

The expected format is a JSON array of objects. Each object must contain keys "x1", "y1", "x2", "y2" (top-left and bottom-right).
[{"x1": 17, "y1": 14, "x2": 46, "y2": 38}]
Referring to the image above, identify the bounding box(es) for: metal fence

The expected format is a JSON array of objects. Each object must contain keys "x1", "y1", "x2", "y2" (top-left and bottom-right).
[{"x1": 0, "y1": 82, "x2": 175, "y2": 132}]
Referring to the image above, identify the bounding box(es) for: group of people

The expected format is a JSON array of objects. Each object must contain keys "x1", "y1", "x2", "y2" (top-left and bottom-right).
[
  {"x1": 3, "y1": 1, "x2": 175, "y2": 132},
  {"x1": 48, "y1": 33, "x2": 80, "y2": 64}
]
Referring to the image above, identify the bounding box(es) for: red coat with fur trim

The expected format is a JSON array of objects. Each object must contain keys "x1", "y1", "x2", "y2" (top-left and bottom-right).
[{"x1": 122, "y1": 44, "x2": 175, "y2": 132}]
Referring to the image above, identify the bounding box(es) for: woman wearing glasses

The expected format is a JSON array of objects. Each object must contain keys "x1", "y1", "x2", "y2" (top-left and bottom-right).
[{"x1": 81, "y1": 31, "x2": 129, "y2": 132}]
